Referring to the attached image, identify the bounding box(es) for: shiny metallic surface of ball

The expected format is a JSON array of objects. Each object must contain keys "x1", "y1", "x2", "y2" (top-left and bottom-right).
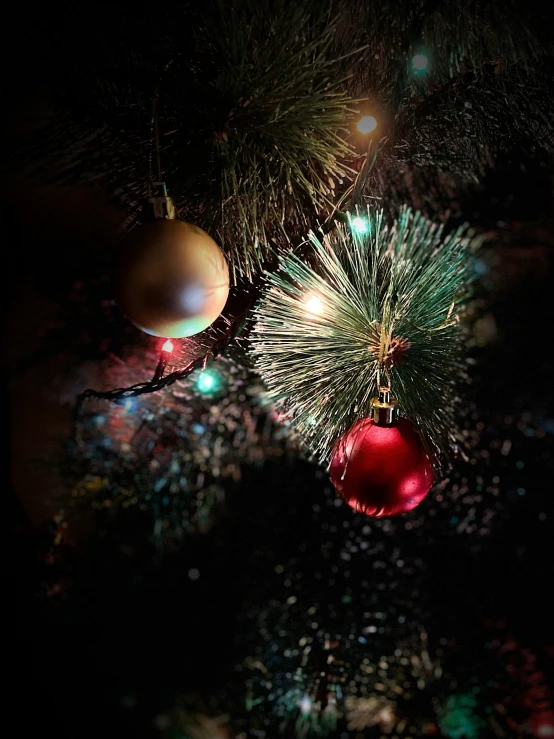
[
  {"x1": 114, "y1": 220, "x2": 230, "y2": 338},
  {"x1": 330, "y1": 417, "x2": 434, "y2": 517}
]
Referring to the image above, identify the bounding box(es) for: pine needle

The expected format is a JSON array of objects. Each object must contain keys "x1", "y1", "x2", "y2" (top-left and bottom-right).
[{"x1": 251, "y1": 207, "x2": 484, "y2": 466}]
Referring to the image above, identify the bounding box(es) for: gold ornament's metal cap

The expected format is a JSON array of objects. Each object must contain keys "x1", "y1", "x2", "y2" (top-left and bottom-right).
[
  {"x1": 371, "y1": 387, "x2": 399, "y2": 427},
  {"x1": 143, "y1": 181, "x2": 176, "y2": 221}
]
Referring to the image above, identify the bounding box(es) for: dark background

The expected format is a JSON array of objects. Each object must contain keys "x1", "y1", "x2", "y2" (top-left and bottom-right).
[{"x1": 5, "y1": 3, "x2": 554, "y2": 738}]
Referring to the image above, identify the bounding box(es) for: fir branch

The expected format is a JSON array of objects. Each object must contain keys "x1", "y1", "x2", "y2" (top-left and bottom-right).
[
  {"x1": 250, "y1": 207, "x2": 483, "y2": 465},
  {"x1": 168, "y1": 0, "x2": 368, "y2": 279},
  {"x1": 13, "y1": 0, "x2": 365, "y2": 281},
  {"x1": 65, "y1": 355, "x2": 297, "y2": 546},
  {"x1": 9, "y1": 0, "x2": 553, "y2": 280},
  {"x1": 384, "y1": 62, "x2": 554, "y2": 180},
  {"x1": 346, "y1": 0, "x2": 553, "y2": 99}
]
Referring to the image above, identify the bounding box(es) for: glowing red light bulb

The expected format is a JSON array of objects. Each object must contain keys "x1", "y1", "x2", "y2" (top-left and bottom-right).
[{"x1": 153, "y1": 339, "x2": 175, "y2": 382}]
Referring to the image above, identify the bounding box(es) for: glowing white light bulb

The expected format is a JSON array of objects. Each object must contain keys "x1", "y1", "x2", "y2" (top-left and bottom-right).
[
  {"x1": 379, "y1": 707, "x2": 393, "y2": 721},
  {"x1": 305, "y1": 295, "x2": 324, "y2": 315},
  {"x1": 357, "y1": 115, "x2": 377, "y2": 134},
  {"x1": 162, "y1": 339, "x2": 174, "y2": 353},
  {"x1": 537, "y1": 722, "x2": 554, "y2": 738}
]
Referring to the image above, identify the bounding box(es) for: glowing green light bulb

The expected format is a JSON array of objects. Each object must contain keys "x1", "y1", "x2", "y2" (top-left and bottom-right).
[
  {"x1": 351, "y1": 216, "x2": 368, "y2": 234},
  {"x1": 195, "y1": 368, "x2": 223, "y2": 395},
  {"x1": 412, "y1": 53, "x2": 429, "y2": 73}
]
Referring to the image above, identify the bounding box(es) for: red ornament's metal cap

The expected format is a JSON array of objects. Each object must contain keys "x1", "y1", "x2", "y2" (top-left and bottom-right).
[{"x1": 371, "y1": 387, "x2": 399, "y2": 427}]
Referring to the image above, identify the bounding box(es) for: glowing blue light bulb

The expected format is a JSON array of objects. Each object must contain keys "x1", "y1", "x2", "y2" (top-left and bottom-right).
[{"x1": 123, "y1": 397, "x2": 136, "y2": 412}]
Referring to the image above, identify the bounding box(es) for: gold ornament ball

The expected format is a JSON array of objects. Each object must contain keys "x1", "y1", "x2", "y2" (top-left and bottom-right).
[{"x1": 114, "y1": 220, "x2": 230, "y2": 338}]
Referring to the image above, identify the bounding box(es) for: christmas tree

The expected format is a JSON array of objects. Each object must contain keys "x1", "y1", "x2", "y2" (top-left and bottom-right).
[{"x1": 6, "y1": 1, "x2": 554, "y2": 738}]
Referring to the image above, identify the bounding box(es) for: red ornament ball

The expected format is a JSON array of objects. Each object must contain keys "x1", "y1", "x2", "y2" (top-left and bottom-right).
[{"x1": 330, "y1": 417, "x2": 434, "y2": 517}]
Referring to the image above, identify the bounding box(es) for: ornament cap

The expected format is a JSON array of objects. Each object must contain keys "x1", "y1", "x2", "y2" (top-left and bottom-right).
[
  {"x1": 144, "y1": 181, "x2": 176, "y2": 221},
  {"x1": 371, "y1": 387, "x2": 399, "y2": 427}
]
